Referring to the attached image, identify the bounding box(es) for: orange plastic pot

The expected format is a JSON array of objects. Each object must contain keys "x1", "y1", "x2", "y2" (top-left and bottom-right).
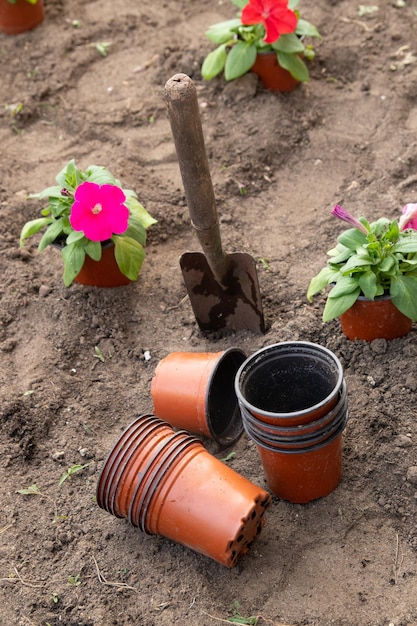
[
  {"x1": 251, "y1": 52, "x2": 299, "y2": 92},
  {"x1": 0, "y1": 0, "x2": 44, "y2": 35},
  {"x1": 339, "y1": 295, "x2": 412, "y2": 341},
  {"x1": 240, "y1": 383, "x2": 348, "y2": 450},
  {"x1": 151, "y1": 349, "x2": 246, "y2": 447},
  {"x1": 103, "y1": 419, "x2": 179, "y2": 519},
  {"x1": 74, "y1": 240, "x2": 131, "y2": 287},
  {"x1": 256, "y1": 428, "x2": 344, "y2": 504},
  {"x1": 235, "y1": 342, "x2": 344, "y2": 426},
  {"x1": 235, "y1": 342, "x2": 348, "y2": 503},
  {"x1": 145, "y1": 442, "x2": 271, "y2": 568},
  {"x1": 96, "y1": 414, "x2": 272, "y2": 567}
]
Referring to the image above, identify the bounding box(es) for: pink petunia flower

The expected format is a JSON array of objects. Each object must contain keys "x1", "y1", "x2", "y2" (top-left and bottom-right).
[
  {"x1": 399, "y1": 203, "x2": 417, "y2": 231},
  {"x1": 70, "y1": 181, "x2": 129, "y2": 241},
  {"x1": 241, "y1": 0, "x2": 297, "y2": 44}
]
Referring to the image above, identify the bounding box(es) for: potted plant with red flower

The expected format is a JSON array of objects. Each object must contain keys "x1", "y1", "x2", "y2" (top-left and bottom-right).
[
  {"x1": 0, "y1": 0, "x2": 44, "y2": 35},
  {"x1": 201, "y1": 0, "x2": 321, "y2": 92},
  {"x1": 307, "y1": 204, "x2": 417, "y2": 340},
  {"x1": 20, "y1": 160, "x2": 157, "y2": 287}
]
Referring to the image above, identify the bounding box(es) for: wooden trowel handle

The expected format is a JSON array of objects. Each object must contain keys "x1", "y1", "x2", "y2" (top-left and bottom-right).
[{"x1": 164, "y1": 73, "x2": 227, "y2": 281}]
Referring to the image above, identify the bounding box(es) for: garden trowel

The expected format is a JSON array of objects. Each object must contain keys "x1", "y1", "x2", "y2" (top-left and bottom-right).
[{"x1": 164, "y1": 73, "x2": 265, "y2": 334}]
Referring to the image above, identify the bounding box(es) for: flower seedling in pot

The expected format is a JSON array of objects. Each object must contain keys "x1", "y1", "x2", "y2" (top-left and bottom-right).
[
  {"x1": 307, "y1": 203, "x2": 417, "y2": 322},
  {"x1": 20, "y1": 160, "x2": 156, "y2": 286},
  {"x1": 202, "y1": 0, "x2": 321, "y2": 84}
]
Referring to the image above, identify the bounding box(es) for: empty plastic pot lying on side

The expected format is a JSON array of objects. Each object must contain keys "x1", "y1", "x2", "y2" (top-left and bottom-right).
[{"x1": 151, "y1": 348, "x2": 246, "y2": 447}]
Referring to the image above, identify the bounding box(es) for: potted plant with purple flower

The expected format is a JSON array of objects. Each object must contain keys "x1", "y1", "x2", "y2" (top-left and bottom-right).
[
  {"x1": 0, "y1": 0, "x2": 44, "y2": 35},
  {"x1": 306, "y1": 204, "x2": 417, "y2": 340},
  {"x1": 201, "y1": 0, "x2": 321, "y2": 92},
  {"x1": 20, "y1": 160, "x2": 156, "y2": 288}
]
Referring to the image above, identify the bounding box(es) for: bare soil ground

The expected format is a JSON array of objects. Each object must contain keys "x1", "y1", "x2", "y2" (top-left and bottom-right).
[{"x1": 2, "y1": 0, "x2": 417, "y2": 624}]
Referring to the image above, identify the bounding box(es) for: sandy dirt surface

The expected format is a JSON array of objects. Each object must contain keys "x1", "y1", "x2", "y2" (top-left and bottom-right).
[{"x1": 1, "y1": 0, "x2": 417, "y2": 624}]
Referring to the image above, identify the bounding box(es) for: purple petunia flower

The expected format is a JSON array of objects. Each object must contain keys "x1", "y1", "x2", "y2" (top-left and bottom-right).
[{"x1": 331, "y1": 205, "x2": 369, "y2": 234}]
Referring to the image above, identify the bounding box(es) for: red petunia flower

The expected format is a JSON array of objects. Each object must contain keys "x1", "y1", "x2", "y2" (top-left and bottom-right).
[
  {"x1": 241, "y1": 0, "x2": 297, "y2": 44},
  {"x1": 70, "y1": 181, "x2": 129, "y2": 241}
]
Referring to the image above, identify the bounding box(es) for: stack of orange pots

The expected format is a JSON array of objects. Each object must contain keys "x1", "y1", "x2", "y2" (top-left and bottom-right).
[{"x1": 96, "y1": 414, "x2": 271, "y2": 568}]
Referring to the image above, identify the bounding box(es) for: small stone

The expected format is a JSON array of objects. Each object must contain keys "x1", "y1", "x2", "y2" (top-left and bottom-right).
[
  {"x1": 1, "y1": 339, "x2": 17, "y2": 353},
  {"x1": 44, "y1": 540, "x2": 55, "y2": 553},
  {"x1": 78, "y1": 447, "x2": 92, "y2": 459},
  {"x1": 39, "y1": 285, "x2": 51, "y2": 297},
  {"x1": 394, "y1": 435, "x2": 413, "y2": 448},
  {"x1": 406, "y1": 466, "x2": 417, "y2": 485},
  {"x1": 405, "y1": 373, "x2": 417, "y2": 391},
  {"x1": 52, "y1": 450, "x2": 65, "y2": 461},
  {"x1": 370, "y1": 338, "x2": 387, "y2": 354}
]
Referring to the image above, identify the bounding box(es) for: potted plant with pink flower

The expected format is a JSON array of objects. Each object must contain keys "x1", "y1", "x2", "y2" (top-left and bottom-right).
[
  {"x1": 20, "y1": 160, "x2": 156, "y2": 288},
  {"x1": 201, "y1": 0, "x2": 321, "y2": 92},
  {"x1": 306, "y1": 204, "x2": 417, "y2": 340},
  {"x1": 0, "y1": 0, "x2": 44, "y2": 35}
]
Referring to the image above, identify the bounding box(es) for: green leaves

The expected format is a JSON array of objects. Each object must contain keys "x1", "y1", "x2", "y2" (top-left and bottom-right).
[
  {"x1": 391, "y1": 275, "x2": 417, "y2": 320},
  {"x1": 38, "y1": 219, "x2": 66, "y2": 251},
  {"x1": 277, "y1": 51, "x2": 309, "y2": 82},
  {"x1": 225, "y1": 41, "x2": 257, "y2": 80},
  {"x1": 358, "y1": 271, "x2": 378, "y2": 300},
  {"x1": 202, "y1": 45, "x2": 228, "y2": 80},
  {"x1": 323, "y1": 288, "x2": 361, "y2": 322},
  {"x1": 204, "y1": 19, "x2": 241, "y2": 44},
  {"x1": 61, "y1": 243, "x2": 86, "y2": 287},
  {"x1": 296, "y1": 18, "x2": 321, "y2": 39},
  {"x1": 272, "y1": 33, "x2": 305, "y2": 54},
  {"x1": 308, "y1": 211, "x2": 417, "y2": 323},
  {"x1": 84, "y1": 239, "x2": 102, "y2": 261},
  {"x1": 113, "y1": 235, "x2": 145, "y2": 281},
  {"x1": 337, "y1": 227, "x2": 368, "y2": 250},
  {"x1": 19, "y1": 217, "x2": 52, "y2": 246},
  {"x1": 202, "y1": 38, "x2": 259, "y2": 81},
  {"x1": 126, "y1": 196, "x2": 157, "y2": 230},
  {"x1": 306, "y1": 266, "x2": 338, "y2": 302},
  {"x1": 16, "y1": 484, "x2": 42, "y2": 495}
]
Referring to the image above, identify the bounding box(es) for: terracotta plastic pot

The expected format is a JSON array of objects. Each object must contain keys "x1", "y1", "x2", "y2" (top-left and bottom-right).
[
  {"x1": 251, "y1": 52, "x2": 299, "y2": 92},
  {"x1": 235, "y1": 342, "x2": 348, "y2": 503},
  {"x1": 151, "y1": 349, "x2": 246, "y2": 447},
  {"x1": 0, "y1": 0, "x2": 44, "y2": 35},
  {"x1": 74, "y1": 240, "x2": 131, "y2": 287},
  {"x1": 240, "y1": 383, "x2": 348, "y2": 450},
  {"x1": 96, "y1": 414, "x2": 272, "y2": 568},
  {"x1": 339, "y1": 294, "x2": 412, "y2": 341},
  {"x1": 255, "y1": 427, "x2": 345, "y2": 504},
  {"x1": 235, "y1": 341, "x2": 344, "y2": 426}
]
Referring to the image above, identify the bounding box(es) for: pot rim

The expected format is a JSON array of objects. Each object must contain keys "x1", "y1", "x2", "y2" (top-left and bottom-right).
[
  {"x1": 235, "y1": 341, "x2": 344, "y2": 420},
  {"x1": 356, "y1": 293, "x2": 391, "y2": 303},
  {"x1": 249, "y1": 410, "x2": 348, "y2": 454},
  {"x1": 239, "y1": 381, "x2": 347, "y2": 439}
]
